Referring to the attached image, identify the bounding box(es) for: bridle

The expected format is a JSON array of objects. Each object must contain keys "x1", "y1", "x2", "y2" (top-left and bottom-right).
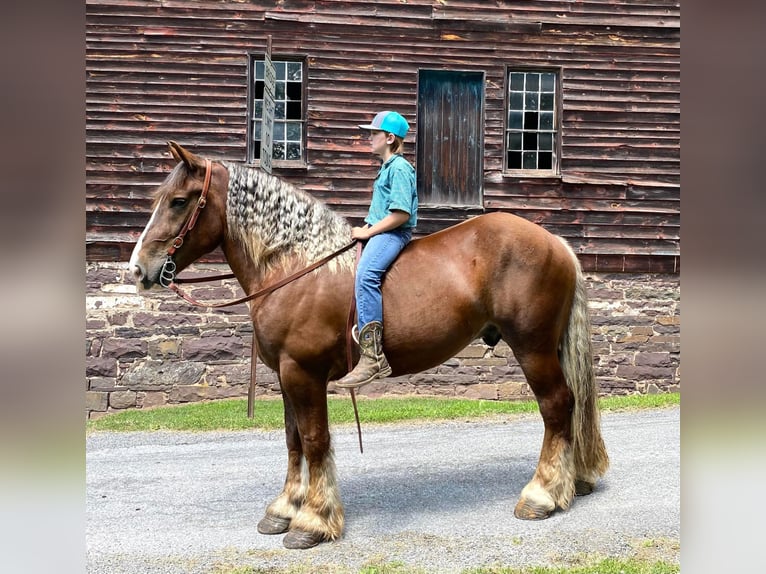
[{"x1": 158, "y1": 159, "x2": 213, "y2": 288}]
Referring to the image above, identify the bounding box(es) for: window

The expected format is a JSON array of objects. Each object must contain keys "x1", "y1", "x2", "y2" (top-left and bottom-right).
[
  {"x1": 505, "y1": 69, "x2": 560, "y2": 175},
  {"x1": 247, "y1": 55, "x2": 306, "y2": 165}
]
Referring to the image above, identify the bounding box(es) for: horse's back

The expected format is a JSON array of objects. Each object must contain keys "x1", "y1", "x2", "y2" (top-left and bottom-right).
[
  {"x1": 380, "y1": 212, "x2": 577, "y2": 373},
  {"x1": 392, "y1": 211, "x2": 572, "y2": 281}
]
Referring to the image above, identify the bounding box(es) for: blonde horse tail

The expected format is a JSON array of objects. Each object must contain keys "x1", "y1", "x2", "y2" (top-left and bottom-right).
[{"x1": 557, "y1": 237, "x2": 610, "y2": 483}]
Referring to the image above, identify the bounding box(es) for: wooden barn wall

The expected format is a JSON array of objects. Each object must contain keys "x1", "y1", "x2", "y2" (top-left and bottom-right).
[{"x1": 86, "y1": 0, "x2": 680, "y2": 272}]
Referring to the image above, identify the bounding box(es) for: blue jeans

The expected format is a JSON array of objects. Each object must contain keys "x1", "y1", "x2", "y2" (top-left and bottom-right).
[{"x1": 356, "y1": 228, "x2": 412, "y2": 332}]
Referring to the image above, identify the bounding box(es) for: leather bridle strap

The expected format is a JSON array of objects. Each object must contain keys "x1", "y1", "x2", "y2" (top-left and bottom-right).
[
  {"x1": 346, "y1": 241, "x2": 364, "y2": 453},
  {"x1": 167, "y1": 240, "x2": 357, "y2": 308},
  {"x1": 167, "y1": 159, "x2": 213, "y2": 257}
]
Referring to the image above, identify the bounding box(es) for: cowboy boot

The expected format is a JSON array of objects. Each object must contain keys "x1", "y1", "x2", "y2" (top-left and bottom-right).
[{"x1": 334, "y1": 321, "x2": 392, "y2": 389}]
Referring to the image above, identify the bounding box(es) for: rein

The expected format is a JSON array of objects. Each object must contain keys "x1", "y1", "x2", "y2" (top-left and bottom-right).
[{"x1": 159, "y1": 158, "x2": 365, "y2": 452}]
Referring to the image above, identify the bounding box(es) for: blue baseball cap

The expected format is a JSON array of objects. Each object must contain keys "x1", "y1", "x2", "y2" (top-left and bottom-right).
[{"x1": 358, "y1": 111, "x2": 409, "y2": 138}]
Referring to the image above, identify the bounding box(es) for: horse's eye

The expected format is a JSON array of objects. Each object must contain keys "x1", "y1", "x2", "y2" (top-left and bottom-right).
[{"x1": 170, "y1": 197, "x2": 187, "y2": 208}]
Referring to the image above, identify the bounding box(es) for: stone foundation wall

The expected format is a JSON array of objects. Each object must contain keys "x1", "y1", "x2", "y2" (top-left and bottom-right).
[{"x1": 85, "y1": 262, "x2": 680, "y2": 419}]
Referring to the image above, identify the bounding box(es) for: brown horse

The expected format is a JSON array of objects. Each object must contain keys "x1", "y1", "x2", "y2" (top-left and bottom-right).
[{"x1": 129, "y1": 142, "x2": 608, "y2": 549}]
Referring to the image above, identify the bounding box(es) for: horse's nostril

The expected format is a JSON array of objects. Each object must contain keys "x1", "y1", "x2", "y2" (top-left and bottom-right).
[{"x1": 131, "y1": 263, "x2": 145, "y2": 280}]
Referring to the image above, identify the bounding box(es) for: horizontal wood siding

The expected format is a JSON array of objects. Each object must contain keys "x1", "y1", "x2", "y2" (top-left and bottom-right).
[{"x1": 86, "y1": 0, "x2": 680, "y2": 271}]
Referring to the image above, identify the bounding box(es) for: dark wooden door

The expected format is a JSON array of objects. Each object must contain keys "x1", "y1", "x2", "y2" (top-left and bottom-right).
[{"x1": 417, "y1": 70, "x2": 484, "y2": 206}]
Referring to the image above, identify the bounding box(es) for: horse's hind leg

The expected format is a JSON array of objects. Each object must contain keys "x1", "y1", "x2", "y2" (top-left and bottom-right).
[
  {"x1": 258, "y1": 386, "x2": 306, "y2": 535},
  {"x1": 513, "y1": 350, "x2": 576, "y2": 520},
  {"x1": 279, "y1": 359, "x2": 344, "y2": 549}
]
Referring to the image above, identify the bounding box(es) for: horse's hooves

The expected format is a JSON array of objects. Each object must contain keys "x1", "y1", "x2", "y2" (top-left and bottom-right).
[
  {"x1": 514, "y1": 499, "x2": 553, "y2": 520},
  {"x1": 575, "y1": 480, "x2": 595, "y2": 496},
  {"x1": 257, "y1": 515, "x2": 291, "y2": 535},
  {"x1": 283, "y1": 529, "x2": 325, "y2": 550}
]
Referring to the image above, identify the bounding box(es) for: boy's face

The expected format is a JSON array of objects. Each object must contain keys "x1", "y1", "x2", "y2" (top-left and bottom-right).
[{"x1": 369, "y1": 129, "x2": 393, "y2": 157}]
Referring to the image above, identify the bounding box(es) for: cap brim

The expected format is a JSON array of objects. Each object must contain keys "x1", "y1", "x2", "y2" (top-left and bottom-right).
[{"x1": 358, "y1": 123, "x2": 379, "y2": 131}]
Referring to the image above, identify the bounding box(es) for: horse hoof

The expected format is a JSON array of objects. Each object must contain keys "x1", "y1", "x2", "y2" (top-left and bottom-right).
[
  {"x1": 514, "y1": 498, "x2": 553, "y2": 520},
  {"x1": 575, "y1": 479, "x2": 595, "y2": 496},
  {"x1": 257, "y1": 515, "x2": 291, "y2": 535},
  {"x1": 283, "y1": 529, "x2": 325, "y2": 550}
]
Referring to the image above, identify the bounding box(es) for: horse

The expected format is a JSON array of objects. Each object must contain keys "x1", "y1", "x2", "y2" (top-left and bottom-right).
[{"x1": 129, "y1": 141, "x2": 609, "y2": 549}]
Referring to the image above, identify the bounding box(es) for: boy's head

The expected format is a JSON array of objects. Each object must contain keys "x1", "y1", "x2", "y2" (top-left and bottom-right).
[{"x1": 359, "y1": 111, "x2": 409, "y2": 154}]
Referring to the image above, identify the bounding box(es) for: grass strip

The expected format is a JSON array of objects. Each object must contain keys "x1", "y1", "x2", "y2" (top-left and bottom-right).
[{"x1": 87, "y1": 393, "x2": 679, "y2": 433}]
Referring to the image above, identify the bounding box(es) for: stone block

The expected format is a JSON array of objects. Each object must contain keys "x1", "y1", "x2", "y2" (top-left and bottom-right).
[
  {"x1": 615, "y1": 364, "x2": 674, "y2": 381},
  {"x1": 455, "y1": 345, "x2": 487, "y2": 359},
  {"x1": 86, "y1": 356, "x2": 117, "y2": 377},
  {"x1": 169, "y1": 385, "x2": 215, "y2": 403},
  {"x1": 182, "y1": 336, "x2": 247, "y2": 361},
  {"x1": 149, "y1": 339, "x2": 181, "y2": 359},
  {"x1": 497, "y1": 381, "x2": 528, "y2": 400},
  {"x1": 102, "y1": 338, "x2": 148, "y2": 360},
  {"x1": 86, "y1": 391, "x2": 108, "y2": 412},
  {"x1": 635, "y1": 352, "x2": 672, "y2": 367},
  {"x1": 89, "y1": 377, "x2": 116, "y2": 391},
  {"x1": 109, "y1": 390, "x2": 137, "y2": 409},
  {"x1": 138, "y1": 392, "x2": 167, "y2": 409},
  {"x1": 121, "y1": 360, "x2": 205, "y2": 391},
  {"x1": 462, "y1": 383, "x2": 497, "y2": 400}
]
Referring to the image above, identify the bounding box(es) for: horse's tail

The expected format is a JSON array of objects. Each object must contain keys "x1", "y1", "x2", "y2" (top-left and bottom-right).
[{"x1": 557, "y1": 238, "x2": 609, "y2": 481}]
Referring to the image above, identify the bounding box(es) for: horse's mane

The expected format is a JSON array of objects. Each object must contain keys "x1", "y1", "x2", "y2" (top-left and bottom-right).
[{"x1": 223, "y1": 161, "x2": 354, "y2": 275}]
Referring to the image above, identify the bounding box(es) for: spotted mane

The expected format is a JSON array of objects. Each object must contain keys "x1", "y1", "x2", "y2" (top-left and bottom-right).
[{"x1": 223, "y1": 161, "x2": 354, "y2": 275}]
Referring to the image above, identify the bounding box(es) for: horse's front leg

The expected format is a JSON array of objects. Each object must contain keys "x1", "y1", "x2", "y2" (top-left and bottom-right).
[
  {"x1": 257, "y1": 386, "x2": 306, "y2": 536},
  {"x1": 279, "y1": 359, "x2": 344, "y2": 549},
  {"x1": 514, "y1": 351, "x2": 577, "y2": 520}
]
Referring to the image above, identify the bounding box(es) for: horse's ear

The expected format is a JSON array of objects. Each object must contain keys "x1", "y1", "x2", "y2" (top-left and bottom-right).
[{"x1": 167, "y1": 141, "x2": 205, "y2": 172}]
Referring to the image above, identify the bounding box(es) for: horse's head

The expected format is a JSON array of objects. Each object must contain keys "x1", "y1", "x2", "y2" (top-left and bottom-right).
[{"x1": 129, "y1": 142, "x2": 228, "y2": 290}]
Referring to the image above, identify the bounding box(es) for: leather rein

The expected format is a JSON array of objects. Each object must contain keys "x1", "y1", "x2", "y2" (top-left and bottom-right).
[{"x1": 157, "y1": 159, "x2": 365, "y2": 452}]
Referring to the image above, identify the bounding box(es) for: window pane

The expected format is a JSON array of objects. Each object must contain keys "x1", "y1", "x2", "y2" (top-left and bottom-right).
[
  {"x1": 523, "y1": 132, "x2": 537, "y2": 150},
  {"x1": 274, "y1": 122, "x2": 285, "y2": 140},
  {"x1": 541, "y1": 73, "x2": 555, "y2": 92},
  {"x1": 525, "y1": 92, "x2": 539, "y2": 110},
  {"x1": 508, "y1": 132, "x2": 522, "y2": 150},
  {"x1": 523, "y1": 151, "x2": 537, "y2": 169},
  {"x1": 274, "y1": 61, "x2": 286, "y2": 79},
  {"x1": 541, "y1": 93, "x2": 554, "y2": 111},
  {"x1": 287, "y1": 62, "x2": 302, "y2": 81},
  {"x1": 509, "y1": 111, "x2": 523, "y2": 130},
  {"x1": 275, "y1": 81, "x2": 286, "y2": 101},
  {"x1": 539, "y1": 132, "x2": 553, "y2": 150},
  {"x1": 540, "y1": 112, "x2": 553, "y2": 130},
  {"x1": 273, "y1": 142, "x2": 285, "y2": 160},
  {"x1": 286, "y1": 101, "x2": 302, "y2": 120},
  {"x1": 526, "y1": 73, "x2": 539, "y2": 91},
  {"x1": 510, "y1": 91, "x2": 523, "y2": 110},
  {"x1": 275, "y1": 101, "x2": 285, "y2": 119},
  {"x1": 287, "y1": 142, "x2": 301, "y2": 160},
  {"x1": 538, "y1": 152, "x2": 552, "y2": 170},
  {"x1": 286, "y1": 82, "x2": 302, "y2": 101},
  {"x1": 255, "y1": 81, "x2": 264, "y2": 100},
  {"x1": 286, "y1": 122, "x2": 301, "y2": 141},
  {"x1": 510, "y1": 72, "x2": 525, "y2": 91},
  {"x1": 253, "y1": 100, "x2": 263, "y2": 117},
  {"x1": 507, "y1": 151, "x2": 522, "y2": 169},
  {"x1": 253, "y1": 120, "x2": 261, "y2": 139},
  {"x1": 254, "y1": 61, "x2": 264, "y2": 79},
  {"x1": 524, "y1": 111, "x2": 538, "y2": 130}
]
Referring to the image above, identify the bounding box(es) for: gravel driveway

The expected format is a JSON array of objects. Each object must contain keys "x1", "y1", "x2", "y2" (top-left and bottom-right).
[{"x1": 86, "y1": 406, "x2": 679, "y2": 573}]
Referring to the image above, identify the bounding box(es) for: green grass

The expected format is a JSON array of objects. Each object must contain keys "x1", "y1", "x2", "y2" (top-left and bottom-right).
[
  {"x1": 209, "y1": 557, "x2": 678, "y2": 574},
  {"x1": 463, "y1": 557, "x2": 679, "y2": 573},
  {"x1": 87, "y1": 393, "x2": 679, "y2": 433}
]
